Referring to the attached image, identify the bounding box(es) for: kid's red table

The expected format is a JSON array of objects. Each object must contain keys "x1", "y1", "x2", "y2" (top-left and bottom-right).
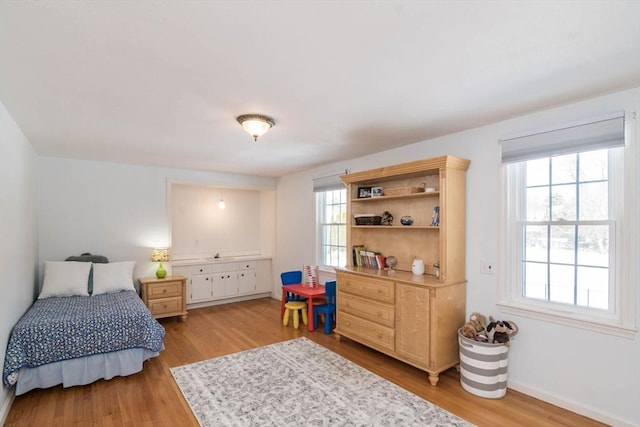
[{"x1": 280, "y1": 283, "x2": 326, "y2": 332}]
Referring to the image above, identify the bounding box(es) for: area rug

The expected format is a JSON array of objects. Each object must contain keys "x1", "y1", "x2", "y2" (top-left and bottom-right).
[{"x1": 170, "y1": 337, "x2": 472, "y2": 426}]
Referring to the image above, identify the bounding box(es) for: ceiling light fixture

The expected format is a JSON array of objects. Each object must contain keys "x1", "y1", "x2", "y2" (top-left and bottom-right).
[{"x1": 236, "y1": 114, "x2": 275, "y2": 141}]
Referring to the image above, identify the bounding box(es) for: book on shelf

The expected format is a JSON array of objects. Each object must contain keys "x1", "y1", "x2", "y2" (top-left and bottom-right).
[
  {"x1": 364, "y1": 251, "x2": 376, "y2": 268},
  {"x1": 430, "y1": 206, "x2": 440, "y2": 226},
  {"x1": 351, "y1": 246, "x2": 386, "y2": 269},
  {"x1": 352, "y1": 245, "x2": 366, "y2": 267}
]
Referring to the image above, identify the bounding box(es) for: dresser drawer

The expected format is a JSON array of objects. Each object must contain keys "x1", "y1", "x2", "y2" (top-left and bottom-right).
[
  {"x1": 148, "y1": 296, "x2": 183, "y2": 316},
  {"x1": 339, "y1": 312, "x2": 395, "y2": 352},
  {"x1": 338, "y1": 292, "x2": 394, "y2": 328},
  {"x1": 238, "y1": 261, "x2": 256, "y2": 270},
  {"x1": 146, "y1": 280, "x2": 183, "y2": 299},
  {"x1": 212, "y1": 262, "x2": 238, "y2": 273},
  {"x1": 188, "y1": 264, "x2": 213, "y2": 275},
  {"x1": 338, "y1": 273, "x2": 394, "y2": 304}
]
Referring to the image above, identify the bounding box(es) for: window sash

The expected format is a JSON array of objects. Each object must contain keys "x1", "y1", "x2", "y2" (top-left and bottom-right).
[
  {"x1": 316, "y1": 189, "x2": 347, "y2": 268},
  {"x1": 500, "y1": 142, "x2": 636, "y2": 338}
]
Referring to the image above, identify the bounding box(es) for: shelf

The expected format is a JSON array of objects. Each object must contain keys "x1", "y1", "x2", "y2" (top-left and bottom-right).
[
  {"x1": 351, "y1": 192, "x2": 439, "y2": 202},
  {"x1": 351, "y1": 225, "x2": 439, "y2": 229}
]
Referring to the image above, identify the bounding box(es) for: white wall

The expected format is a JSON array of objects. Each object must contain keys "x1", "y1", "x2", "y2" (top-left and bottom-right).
[
  {"x1": 170, "y1": 184, "x2": 269, "y2": 259},
  {"x1": 276, "y1": 87, "x2": 640, "y2": 426},
  {"x1": 37, "y1": 158, "x2": 277, "y2": 286},
  {"x1": 0, "y1": 101, "x2": 38, "y2": 423}
]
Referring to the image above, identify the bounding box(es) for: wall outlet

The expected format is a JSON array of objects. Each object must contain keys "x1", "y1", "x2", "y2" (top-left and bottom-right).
[{"x1": 480, "y1": 261, "x2": 494, "y2": 275}]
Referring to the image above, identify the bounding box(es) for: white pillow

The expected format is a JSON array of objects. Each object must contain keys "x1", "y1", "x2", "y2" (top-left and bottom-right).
[
  {"x1": 39, "y1": 261, "x2": 92, "y2": 298},
  {"x1": 92, "y1": 261, "x2": 136, "y2": 295}
]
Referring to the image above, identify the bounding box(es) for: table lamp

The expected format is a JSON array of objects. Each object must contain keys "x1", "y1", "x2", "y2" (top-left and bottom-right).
[{"x1": 151, "y1": 247, "x2": 169, "y2": 279}]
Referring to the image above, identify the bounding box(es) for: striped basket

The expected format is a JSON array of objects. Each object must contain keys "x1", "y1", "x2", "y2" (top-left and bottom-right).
[{"x1": 458, "y1": 329, "x2": 509, "y2": 399}]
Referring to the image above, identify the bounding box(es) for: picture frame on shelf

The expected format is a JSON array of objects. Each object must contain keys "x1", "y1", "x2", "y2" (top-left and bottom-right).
[
  {"x1": 357, "y1": 186, "x2": 372, "y2": 198},
  {"x1": 371, "y1": 186, "x2": 384, "y2": 197}
]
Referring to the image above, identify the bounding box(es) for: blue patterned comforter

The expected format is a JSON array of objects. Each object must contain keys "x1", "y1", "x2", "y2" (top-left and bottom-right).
[{"x1": 3, "y1": 290, "x2": 165, "y2": 387}]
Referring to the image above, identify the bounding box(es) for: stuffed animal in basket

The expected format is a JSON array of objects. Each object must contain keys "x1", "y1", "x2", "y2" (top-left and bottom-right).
[
  {"x1": 461, "y1": 312, "x2": 488, "y2": 341},
  {"x1": 468, "y1": 312, "x2": 487, "y2": 333},
  {"x1": 460, "y1": 323, "x2": 477, "y2": 339},
  {"x1": 486, "y1": 316, "x2": 518, "y2": 346}
]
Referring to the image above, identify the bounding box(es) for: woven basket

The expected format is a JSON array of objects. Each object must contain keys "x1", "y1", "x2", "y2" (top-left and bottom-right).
[
  {"x1": 384, "y1": 186, "x2": 425, "y2": 196},
  {"x1": 354, "y1": 215, "x2": 382, "y2": 225}
]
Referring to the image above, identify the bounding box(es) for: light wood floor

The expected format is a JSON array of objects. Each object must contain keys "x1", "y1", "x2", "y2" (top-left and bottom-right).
[{"x1": 5, "y1": 297, "x2": 605, "y2": 427}]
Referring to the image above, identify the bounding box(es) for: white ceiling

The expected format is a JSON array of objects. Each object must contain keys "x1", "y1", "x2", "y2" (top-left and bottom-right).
[{"x1": 1, "y1": 1, "x2": 639, "y2": 177}]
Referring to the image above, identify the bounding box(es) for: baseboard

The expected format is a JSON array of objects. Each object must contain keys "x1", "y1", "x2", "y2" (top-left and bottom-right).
[
  {"x1": 1, "y1": 390, "x2": 16, "y2": 426},
  {"x1": 508, "y1": 380, "x2": 637, "y2": 427}
]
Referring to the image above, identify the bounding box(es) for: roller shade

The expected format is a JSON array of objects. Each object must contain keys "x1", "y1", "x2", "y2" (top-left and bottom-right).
[
  {"x1": 500, "y1": 112, "x2": 625, "y2": 164},
  {"x1": 313, "y1": 170, "x2": 349, "y2": 192}
]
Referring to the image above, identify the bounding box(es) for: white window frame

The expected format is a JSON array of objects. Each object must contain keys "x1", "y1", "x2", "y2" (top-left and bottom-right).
[
  {"x1": 315, "y1": 188, "x2": 347, "y2": 269},
  {"x1": 498, "y1": 112, "x2": 638, "y2": 338}
]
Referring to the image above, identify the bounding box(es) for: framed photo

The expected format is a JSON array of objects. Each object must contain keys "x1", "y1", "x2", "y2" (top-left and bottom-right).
[
  {"x1": 371, "y1": 186, "x2": 383, "y2": 197},
  {"x1": 357, "y1": 186, "x2": 372, "y2": 198}
]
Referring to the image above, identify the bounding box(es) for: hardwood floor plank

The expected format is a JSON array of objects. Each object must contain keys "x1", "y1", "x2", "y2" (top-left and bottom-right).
[{"x1": 5, "y1": 297, "x2": 605, "y2": 427}]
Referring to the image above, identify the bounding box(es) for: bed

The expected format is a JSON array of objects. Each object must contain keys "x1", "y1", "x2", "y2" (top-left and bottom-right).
[{"x1": 2, "y1": 258, "x2": 165, "y2": 395}]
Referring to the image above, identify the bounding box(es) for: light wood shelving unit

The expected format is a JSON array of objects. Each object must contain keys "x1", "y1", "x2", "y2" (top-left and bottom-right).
[{"x1": 334, "y1": 155, "x2": 470, "y2": 386}]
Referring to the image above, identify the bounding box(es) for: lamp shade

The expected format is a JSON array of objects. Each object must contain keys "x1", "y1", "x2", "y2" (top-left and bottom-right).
[
  {"x1": 151, "y1": 248, "x2": 170, "y2": 262},
  {"x1": 237, "y1": 114, "x2": 275, "y2": 141}
]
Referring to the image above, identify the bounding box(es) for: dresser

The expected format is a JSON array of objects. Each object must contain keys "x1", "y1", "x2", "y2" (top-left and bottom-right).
[
  {"x1": 335, "y1": 269, "x2": 465, "y2": 386},
  {"x1": 139, "y1": 276, "x2": 188, "y2": 321}
]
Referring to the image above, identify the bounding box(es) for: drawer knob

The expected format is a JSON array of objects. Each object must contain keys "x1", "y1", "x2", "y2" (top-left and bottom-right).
[{"x1": 162, "y1": 289, "x2": 167, "y2": 293}]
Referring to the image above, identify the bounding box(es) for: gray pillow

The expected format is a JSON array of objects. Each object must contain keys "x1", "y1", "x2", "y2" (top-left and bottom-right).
[{"x1": 65, "y1": 253, "x2": 109, "y2": 294}]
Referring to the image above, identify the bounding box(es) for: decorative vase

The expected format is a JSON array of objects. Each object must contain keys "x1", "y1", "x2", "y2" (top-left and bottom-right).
[
  {"x1": 411, "y1": 259, "x2": 425, "y2": 275},
  {"x1": 156, "y1": 262, "x2": 167, "y2": 279},
  {"x1": 400, "y1": 216, "x2": 414, "y2": 226}
]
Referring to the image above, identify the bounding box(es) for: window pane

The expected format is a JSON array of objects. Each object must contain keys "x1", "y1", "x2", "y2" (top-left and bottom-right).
[
  {"x1": 576, "y1": 266, "x2": 608, "y2": 309},
  {"x1": 551, "y1": 154, "x2": 577, "y2": 185},
  {"x1": 526, "y1": 158, "x2": 549, "y2": 186},
  {"x1": 579, "y1": 149, "x2": 608, "y2": 182},
  {"x1": 524, "y1": 225, "x2": 548, "y2": 262},
  {"x1": 579, "y1": 182, "x2": 608, "y2": 220},
  {"x1": 523, "y1": 261, "x2": 547, "y2": 299},
  {"x1": 577, "y1": 225, "x2": 608, "y2": 267},
  {"x1": 550, "y1": 225, "x2": 575, "y2": 264},
  {"x1": 551, "y1": 184, "x2": 576, "y2": 221},
  {"x1": 526, "y1": 186, "x2": 549, "y2": 221},
  {"x1": 549, "y1": 264, "x2": 575, "y2": 304}
]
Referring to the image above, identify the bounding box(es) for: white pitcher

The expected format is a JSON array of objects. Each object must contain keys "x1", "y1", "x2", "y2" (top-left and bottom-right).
[{"x1": 412, "y1": 259, "x2": 425, "y2": 275}]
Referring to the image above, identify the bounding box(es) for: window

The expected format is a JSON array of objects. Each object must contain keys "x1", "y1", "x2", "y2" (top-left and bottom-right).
[
  {"x1": 315, "y1": 188, "x2": 347, "y2": 268},
  {"x1": 499, "y1": 112, "x2": 637, "y2": 337}
]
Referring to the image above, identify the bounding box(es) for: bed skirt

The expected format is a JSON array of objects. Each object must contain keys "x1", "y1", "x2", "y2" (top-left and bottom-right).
[{"x1": 15, "y1": 347, "x2": 160, "y2": 396}]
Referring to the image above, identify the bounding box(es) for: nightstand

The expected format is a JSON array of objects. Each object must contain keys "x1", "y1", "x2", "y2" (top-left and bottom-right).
[{"x1": 139, "y1": 276, "x2": 188, "y2": 321}]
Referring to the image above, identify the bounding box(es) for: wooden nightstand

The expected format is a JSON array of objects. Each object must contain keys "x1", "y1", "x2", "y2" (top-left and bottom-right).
[{"x1": 139, "y1": 276, "x2": 188, "y2": 322}]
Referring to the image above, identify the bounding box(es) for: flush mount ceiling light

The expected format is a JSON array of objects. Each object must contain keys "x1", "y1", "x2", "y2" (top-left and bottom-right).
[{"x1": 236, "y1": 114, "x2": 275, "y2": 141}]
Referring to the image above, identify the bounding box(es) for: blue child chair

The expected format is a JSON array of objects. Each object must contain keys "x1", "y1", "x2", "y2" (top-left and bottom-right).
[
  {"x1": 313, "y1": 280, "x2": 336, "y2": 334},
  {"x1": 280, "y1": 270, "x2": 306, "y2": 302}
]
